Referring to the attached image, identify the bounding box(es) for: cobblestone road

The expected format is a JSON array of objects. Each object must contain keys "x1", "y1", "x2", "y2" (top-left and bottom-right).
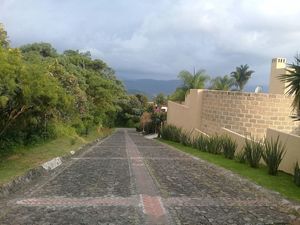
[{"x1": 0, "y1": 129, "x2": 298, "y2": 224}]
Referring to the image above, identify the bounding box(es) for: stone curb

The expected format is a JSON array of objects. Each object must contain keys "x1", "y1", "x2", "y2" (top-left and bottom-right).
[{"x1": 0, "y1": 134, "x2": 110, "y2": 198}]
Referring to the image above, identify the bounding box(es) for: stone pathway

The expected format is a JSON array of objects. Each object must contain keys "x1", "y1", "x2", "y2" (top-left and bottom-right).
[{"x1": 0, "y1": 128, "x2": 298, "y2": 224}]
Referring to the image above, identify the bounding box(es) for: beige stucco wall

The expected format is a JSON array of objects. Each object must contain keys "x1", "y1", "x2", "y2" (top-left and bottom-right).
[
  {"x1": 269, "y1": 58, "x2": 289, "y2": 94},
  {"x1": 266, "y1": 128, "x2": 300, "y2": 174},
  {"x1": 167, "y1": 89, "x2": 204, "y2": 135}
]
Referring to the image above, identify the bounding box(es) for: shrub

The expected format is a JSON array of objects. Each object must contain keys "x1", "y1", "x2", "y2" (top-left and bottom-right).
[
  {"x1": 207, "y1": 135, "x2": 223, "y2": 154},
  {"x1": 161, "y1": 124, "x2": 182, "y2": 142},
  {"x1": 244, "y1": 137, "x2": 263, "y2": 168},
  {"x1": 192, "y1": 135, "x2": 209, "y2": 151},
  {"x1": 222, "y1": 136, "x2": 237, "y2": 159},
  {"x1": 294, "y1": 162, "x2": 300, "y2": 187},
  {"x1": 70, "y1": 137, "x2": 77, "y2": 145},
  {"x1": 262, "y1": 136, "x2": 286, "y2": 175},
  {"x1": 235, "y1": 151, "x2": 246, "y2": 163},
  {"x1": 180, "y1": 130, "x2": 192, "y2": 146}
]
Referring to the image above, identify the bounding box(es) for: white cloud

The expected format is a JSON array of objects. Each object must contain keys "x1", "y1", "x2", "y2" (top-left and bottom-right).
[{"x1": 0, "y1": 0, "x2": 300, "y2": 86}]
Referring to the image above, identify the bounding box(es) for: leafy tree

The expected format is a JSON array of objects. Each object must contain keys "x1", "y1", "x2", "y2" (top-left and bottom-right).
[
  {"x1": 20, "y1": 42, "x2": 57, "y2": 58},
  {"x1": 135, "y1": 94, "x2": 148, "y2": 109},
  {"x1": 279, "y1": 55, "x2": 300, "y2": 115},
  {"x1": 0, "y1": 23, "x2": 9, "y2": 48},
  {"x1": 170, "y1": 69, "x2": 209, "y2": 101},
  {"x1": 0, "y1": 23, "x2": 127, "y2": 154},
  {"x1": 154, "y1": 93, "x2": 167, "y2": 106},
  {"x1": 210, "y1": 75, "x2": 235, "y2": 91},
  {"x1": 230, "y1": 64, "x2": 254, "y2": 91}
]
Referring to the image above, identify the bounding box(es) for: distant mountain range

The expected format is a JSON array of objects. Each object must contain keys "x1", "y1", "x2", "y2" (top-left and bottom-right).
[
  {"x1": 121, "y1": 79, "x2": 268, "y2": 99},
  {"x1": 122, "y1": 79, "x2": 182, "y2": 99}
]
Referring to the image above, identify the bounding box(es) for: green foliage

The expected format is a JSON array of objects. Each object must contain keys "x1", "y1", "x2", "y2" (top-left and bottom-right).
[
  {"x1": 262, "y1": 136, "x2": 286, "y2": 175},
  {"x1": 279, "y1": 55, "x2": 300, "y2": 114},
  {"x1": 244, "y1": 137, "x2": 263, "y2": 168},
  {"x1": 179, "y1": 130, "x2": 192, "y2": 146},
  {"x1": 207, "y1": 135, "x2": 223, "y2": 154},
  {"x1": 294, "y1": 162, "x2": 300, "y2": 187},
  {"x1": 231, "y1": 64, "x2": 254, "y2": 91},
  {"x1": 222, "y1": 136, "x2": 237, "y2": 159},
  {"x1": 0, "y1": 24, "x2": 126, "y2": 156},
  {"x1": 161, "y1": 124, "x2": 182, "y2": 142},
  {"x1": 192, "y1": 135, "x2": 209, "y2": 151},
  {"x1": 0, "y1": 23, "x2": 9, "y2": 48},
  {"x1": 170, "y1": 69, "x2": 209, "y2": 101},
  {"x1": 210, "y1": 75, "x2": 235, "y2": 91},
  {"x1": 154, "y1": 93, "x2": 167, "y2": 106},
  {"x1": 235, "y1": 151, "x2": 246, "y2": 163}
]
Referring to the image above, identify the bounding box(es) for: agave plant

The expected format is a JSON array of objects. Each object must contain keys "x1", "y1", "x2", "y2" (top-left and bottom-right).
[
  {"x1": 244, "y1": 137, "x2": 263, "y2": 168},
  {"x1": 294, "y1": 162, "x2": 300, "y2": 187},
  {"x1": 207, "y1": 135, "x2": 223, "y2": 154},
  {"x1": 235, "y1": 151, "x2": 246, "y2": 163},
  {"x1": 192, "y1": 135, "x2": 209, "y2": 151},
  {"x1": 180, "y1": 130, "x2": 192, "y2": 146},
  {"x1": 161, "y1": 124, "x2": 182, "y2": 142},
  {"x1": 262, "y1": 136, "x2": 286, "y2": 175},
  {"x1": 222, "y1": 136, "x2": 237, "y2": 159}
]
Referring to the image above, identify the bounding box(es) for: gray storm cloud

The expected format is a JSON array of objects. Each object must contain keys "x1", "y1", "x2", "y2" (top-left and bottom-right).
[{"x1": 1, "y1": 0, "x2": 300, "y2": 86}]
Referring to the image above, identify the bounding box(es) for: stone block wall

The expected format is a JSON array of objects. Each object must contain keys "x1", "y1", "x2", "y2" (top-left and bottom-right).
[{"x1": 167, "y1": 89, "x2": 300, "y2": 138}]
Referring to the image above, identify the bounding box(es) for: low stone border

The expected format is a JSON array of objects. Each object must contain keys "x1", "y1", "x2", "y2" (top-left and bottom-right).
[{"x1": 0, "y1": 135, "x2": 110, "y2": 198}]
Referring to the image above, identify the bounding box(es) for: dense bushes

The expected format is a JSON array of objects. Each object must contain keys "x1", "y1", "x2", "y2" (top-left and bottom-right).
[
  {"x1": 161, "y1": 125, "x2": 182, "y2": 142},
  {"x1": 0, "y1": 24, "x2": 127, "y2": 155},
  {"x1": 161, "y1": 125, "x2": 295, "y2": 182},
  {"x1": 161, "y1": 124, "x2": 237, "y2": 157}
]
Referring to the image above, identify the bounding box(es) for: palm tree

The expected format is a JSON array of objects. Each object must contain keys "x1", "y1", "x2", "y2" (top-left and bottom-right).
[
  {"x1": 210, "y1": 75, "x2": 235, "y2": 91},
  {"x1": 170, "y1": 69, "x2": 209, "y2": 101},
  {"x1": 231, "y1": 64, "x2": 254, "y2": 91},
  {"x1": 178, "y1": 69, "x2": 209, "y2": 91},
  {"x1": 279, "y1": 55, "x2": 300, "y2": 116}
]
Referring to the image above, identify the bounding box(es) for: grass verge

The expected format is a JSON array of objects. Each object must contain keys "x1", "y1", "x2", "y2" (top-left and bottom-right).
[
  {"x1": 0, "y1": 128, "x2": 113, "y2": 185},
  {"x1": 160, "y1": 139, "x2": 300, "y2": 203}
]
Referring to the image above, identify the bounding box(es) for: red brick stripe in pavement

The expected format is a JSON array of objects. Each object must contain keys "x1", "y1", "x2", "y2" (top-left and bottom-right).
[{"x1": 141, "y1": 195, "x2": 166, "y2": 219}]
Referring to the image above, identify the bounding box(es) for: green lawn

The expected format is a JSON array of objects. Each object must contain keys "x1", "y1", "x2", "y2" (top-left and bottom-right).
[
  {"x1": 0, "y1": 128, "x2": 113, "y2": 185},
  {"x1": 160, "y1": 139, "x2": 300, "y2": 203}
]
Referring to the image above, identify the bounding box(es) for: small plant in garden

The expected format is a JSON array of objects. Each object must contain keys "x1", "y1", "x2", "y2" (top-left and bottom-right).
[
  {"x1": 235, "y1": 151, "x2": 246, "y2": 163},
  {"x1": 207, "y1": 135, "x2": 223, "y2": 154},
  {"x1": 294, "y1": 162, "x2": 300, "y2": 187},
  {"x1": 262, "y1": 136, "x2": 286, "y2": 175},
  {"x1": 180, "y1": 130, "x2": 192, "y2": 146},
  {"x1": 244, "y1": 137, "x2": 263, "y2": 168},
  {"x1": 222, "y1": 136, "x2": 237, "y2": 159},
  {"x1": 161, "y1": 124, "x2": 182, "y2": 142},
  {"x1": 192, "y1": 135, "x2": 209, "y2": 151}
]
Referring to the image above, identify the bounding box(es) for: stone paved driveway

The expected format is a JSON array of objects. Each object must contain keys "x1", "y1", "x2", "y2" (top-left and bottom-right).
[{"x1": 0, "y1": 129, "x2": 298, "y2": 225}]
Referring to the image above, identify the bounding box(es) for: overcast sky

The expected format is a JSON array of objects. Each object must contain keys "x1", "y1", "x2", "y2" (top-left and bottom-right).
[{"x1": 1, "y1": 0, "x2": 300, "y2": 86}]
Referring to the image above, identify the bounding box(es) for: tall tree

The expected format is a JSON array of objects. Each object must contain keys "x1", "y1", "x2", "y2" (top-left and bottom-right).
[
  {"x1": 230, "y1": 64, "x2": 254, "y2": 91},
  {"x1": 170, "y1": 69, "x2": 209, "y2": 101},
  {"x1": 154, "y1": 93, "x2": 167, "y2": 107},
  {"x1": 0, "y1": 23, "x2": 9, "y2": 48},
  {"x1": 279, "y1": 55, "x2": 300, "y2": 115},
  {"x1": 210, "y1": 75, "x2": 235, "y2": 91}
]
